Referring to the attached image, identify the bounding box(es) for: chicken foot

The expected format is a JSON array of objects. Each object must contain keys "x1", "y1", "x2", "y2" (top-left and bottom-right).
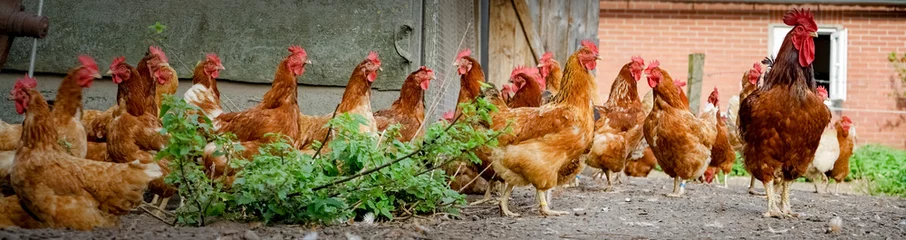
[
  {"x1": 498, "y1": 183, "x2": 520, "y2": 217},
  {"x1": 716, "y1": 172, "x2": 729, "y2": 189},
  {"x1": 666, "y1": 177, "x2": 686, "y2": 197},
  {"x1": 825, "y1": 181, "x2": 841, "y2": 196},
  {"x1": 780, "y1": 180, "x2": 800, "y2": 217},
  {"x1": 537, "y1": 189, "x2": 567, "y2": 216},
  {"x1": 470, "y1": 180, "x2": 498, "y2": 206},
  {"x1": 748, "y1": 176, "x2": 765, "y2": 196},
  {"x1": 761, "y1": 180, "x2": 783, "y2": 218}
]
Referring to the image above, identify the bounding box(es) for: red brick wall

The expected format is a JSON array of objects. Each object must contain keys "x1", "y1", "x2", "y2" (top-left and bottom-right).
[{"x1": 596, "y1": 1, "x2": 906, "y2": 148}]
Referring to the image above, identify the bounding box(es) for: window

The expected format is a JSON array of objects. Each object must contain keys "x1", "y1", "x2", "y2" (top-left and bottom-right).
[{"x1": 768, "y1": 25, "x2": 848, "y2": 101}]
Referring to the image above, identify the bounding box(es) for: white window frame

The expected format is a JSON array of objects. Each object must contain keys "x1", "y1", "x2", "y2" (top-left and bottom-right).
[{"x1": 767, "y1": 24, "x2": 848, "y2": 101}]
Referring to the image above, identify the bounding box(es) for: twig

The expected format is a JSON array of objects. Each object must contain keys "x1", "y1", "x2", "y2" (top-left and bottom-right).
[
  {"x1": 312, "y1": 104, "x2": 341, "y2": 159},
  {"x1": 141, "y1": 203, "x2": 176, "y2": 217},
  {"x1": 457, "y1": 164, "x2": 492, "y2": 192},
  {"x1": 446, "y1": 164, "x2": 463, "y2": 187},
  {"x1": 139, "y1": 206, "x2": 175, "y2": 227}
]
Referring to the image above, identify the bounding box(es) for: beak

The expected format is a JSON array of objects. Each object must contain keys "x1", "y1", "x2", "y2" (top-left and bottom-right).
[
  {"x1": 305, "y1": 59, "x2": 312, "y2": 64},
  {"x1": 452, "y1": 62, "x2": 460, "y2": 67},
  {"x1": 537, "y1": 63, "x2": 544, "y2": 68},
  {"x1": 379, "y1": 67, "x2": 384, "y2": 72},
  {"x1": 596, "y1": 56, "x2": 603, "y2": 61},
  {"x1": 106, "y1": 69, "x2": 114, "y2": 75},
  {"x1": 217, "y1": 65, "x2": 226, "y2": 70},
  {"x1": 93, "y1": 73, "x2": 102, "y2": 79},
  {"x1": 810, "y1": 32, "x2": 818, "y2": 37}
]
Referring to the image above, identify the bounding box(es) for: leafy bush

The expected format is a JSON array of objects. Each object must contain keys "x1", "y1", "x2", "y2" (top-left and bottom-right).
[
  {"x1": 849, "y1": 144, "x2": 906, "y2": 197},
  {"x1": 157, "y1": 95, "x2": 505, "y2": 226}
]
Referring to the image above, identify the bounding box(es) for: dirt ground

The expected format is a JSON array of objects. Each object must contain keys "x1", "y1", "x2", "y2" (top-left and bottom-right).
[{"x1": 2, "y1": 171, "x2": 904, "y2": 240}]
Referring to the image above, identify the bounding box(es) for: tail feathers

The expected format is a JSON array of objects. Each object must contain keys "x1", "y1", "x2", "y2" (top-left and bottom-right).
[{"x1": 184, "y1": 84, "x2": 223, "y2": 120}]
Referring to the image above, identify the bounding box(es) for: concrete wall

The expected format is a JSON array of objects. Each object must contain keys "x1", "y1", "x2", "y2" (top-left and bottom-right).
[{"x1": 3, "y1": 0, "x2": 423, "y2": 90}]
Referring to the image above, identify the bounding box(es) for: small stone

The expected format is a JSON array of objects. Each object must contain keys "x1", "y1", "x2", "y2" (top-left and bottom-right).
[
  {"x1": 302, "y1": 232, "x2": 319, "y2": 240},
  {"x1": 345, "y1": 232, "x2": 362, "y2": 240},
  {"x1": 625, "y1": 198, "x2": 631, "y2": 202},
  {"x1": 244, "y1": 230, "x2": 261, "y2": 240}
]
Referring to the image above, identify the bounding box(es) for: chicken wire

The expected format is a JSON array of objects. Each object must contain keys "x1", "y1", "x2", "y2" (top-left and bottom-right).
[{"x1": 422, "y1": 0, "x2": 478, "y2": 122}]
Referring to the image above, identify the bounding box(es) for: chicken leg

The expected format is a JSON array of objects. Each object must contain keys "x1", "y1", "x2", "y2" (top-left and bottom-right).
[
  {"x1": 470, "y1": 180, "x2": 497, "y2": 206},
  {"x1": 780, "y1": 180, "x2": 800, "y2": 217},
  {"x1": 762, "y1": 180, "x2": 783, "y2": 218},
  {"x1": 603, "y1": 170, "x2": 615, "y2": 192},
  {"x1": 748, "y1": 176, "x2": 765, "y2": 195},
  {"x1": 666, "y1": 177, "x2": 686, "y2": 197},
  {"x1": 719, "y1": 172, "x2": 729, "y2": 189},
  {"x1": 537, "y1": 189, "x2": 568, "y2": 216},
  {"x1": 498, "y1": 183, "x2": 519, "y2": 217}
]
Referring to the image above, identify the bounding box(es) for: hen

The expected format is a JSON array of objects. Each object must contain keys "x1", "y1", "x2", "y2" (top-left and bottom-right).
[
  {"x1": 187, "y1": 46, "x2": 309, "y2": 182},
  {"x1": 739, "y1": 8, "x2": 831, "y2": 218},
  {"x1": 643, "y1": 60, "x2": 718, "y2": 197},
  {"x1": 825, "y1": 116, "x2": 855, "y2": 195},
  {"x1": 726, "y1": 61, "x2": 766, "y2": 195},
  {"x1": 505, "y1": 66, "x2": 545, "y2": 108},
  {"x1": 489, "y1": 40, "x2": 599, "y2": 216},
  {"x1": 622, "y1": 89, "x2": 658, "y2": 183},
  {"x1": 5, "y1": 76, "x2": 161, "y2": 230},
  {"x1": 701, "y1": 88, "x2": 735, "y2": 188},
  {"x1": 296, "y1": 51, "x2": 383, "y2": 152},
  {"x1": 585, "y1": 56, "x2": 646, "y2": 191},
  {"x1": 105, "y1": 53, "x2": 172, "y2": 214},
  {"x1": 537, "y1": 52, "x2": 562, "y2": 104},
  {"x1": 374, "y1": 66, "x2": 434, "y2": 142}
]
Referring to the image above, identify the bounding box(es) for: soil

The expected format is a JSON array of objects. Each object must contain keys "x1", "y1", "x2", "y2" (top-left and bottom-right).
[{"x1": 2, "y1": 171, "x2": 904, "y2": 240}]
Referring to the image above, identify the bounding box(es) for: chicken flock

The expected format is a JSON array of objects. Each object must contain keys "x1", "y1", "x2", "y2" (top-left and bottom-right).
[{"x1": 0, "y1": 8, "x2": 858, "y2": 230}]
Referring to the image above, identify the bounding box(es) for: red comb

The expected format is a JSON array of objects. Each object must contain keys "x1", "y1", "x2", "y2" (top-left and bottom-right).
[
  {"x1": 541, "y1": 52, "x2": 553, "y2": 62},
  {"x1": 752, "y1": 62, "x2": 763, "y2": 74},
  {"x1": 456, "y1": 49, "x2": 472, "y2": 61},
  {"x1": 644, "y1": 60, "x2": 660, "y2": 75},
  {"x1": 78, "y1": 55, "x2": 98, "y2": 72},
  {"x1": 288, "y1": 45, "x2": 307, "y2": 58},
  {"x1": 632, "y1": 56, "x2": 644, "y2": 66},
  {"x1": 783, "y1": 8, "x2": 818, "y2": 32},
  {"x1": 110, "y1": 56, "x2": 126, "y2": 71},
  {"x1": 149, "y1": 46, "x2": 168, "y2": 63},
  {"x1": 674, "y1": 80, "x2": 687, "y2": 88},
  {"x1": 419, "y1": 66, "x2": 434, "y2": 74},
  {"x1": 817, "y1": 86, "x2": 828, "y2": 98},
  {"x1": 581, "y1": 40, "x2": 599, "y2": 55},
  {"x1": 841, "y1": 116, "x2": 852, "y2": 123},
  {"x1": 206, "y1": 53, "x2": 222, "y2": 65},
  {"x1": 15, "y1": 74, "x2": 37, "y2": 90},
  {"x1": 366, "y1": 51, "x2": 380, "y2": 63}
]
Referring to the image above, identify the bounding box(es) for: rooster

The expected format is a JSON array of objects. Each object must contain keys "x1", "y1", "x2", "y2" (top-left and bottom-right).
[
  {"x1": 585, "y1": 56, "x2": 646, "y2": 191},
  {"x1": 489, "y1": 40, "x2": 599, "y2": 216},
  {"x1": 505, "y1": 66, "x2": 545, "y2": 108},
  {"x1": 538, "y1": 52, "x2": 562, "y2": 104},
  {"x1": 296, "y1": 51, "x2": 383, "y2": 152},
  {"x1": 739, "y1": 8, "x2": 831, "y2": 218},
  {"x1": 701, "y1": 88, "x2": 735, "y2": 188},
  {"x1": 825, "y1": 116, "x2": 855, "y2": 195},
  {"x1": 187, "y1": 46, "x2": 310, "y2": 184},
  {"x1": 4, "y1": 76, "x2": 161, "y2": 230},
  {"x1": 726, "y1": 62, "x2": 766, "y2": 195},
  {"x1": 374, "y1": 66, "x2": 434, "y2": 142},
  {"x1": 644, "y1": 60, "x2": 718, "y2": 197}
]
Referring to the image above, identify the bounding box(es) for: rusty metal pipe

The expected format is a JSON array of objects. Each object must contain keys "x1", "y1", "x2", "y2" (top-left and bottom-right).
[{"x1": 0, "y1": 1, "x2": 47, "y2": 39}]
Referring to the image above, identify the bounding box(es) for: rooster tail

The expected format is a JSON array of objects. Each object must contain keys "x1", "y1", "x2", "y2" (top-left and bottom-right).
[
  {"x1": 184, "y1": 84, "x2": 223, "y2": 119},
  {"x1": 129, "y1": 160, "x2": 163, "y2": 180}
]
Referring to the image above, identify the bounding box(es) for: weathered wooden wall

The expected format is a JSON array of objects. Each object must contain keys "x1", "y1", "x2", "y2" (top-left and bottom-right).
[{"x1": 488, "y1": 0, "x2": 600, "y2": 86}]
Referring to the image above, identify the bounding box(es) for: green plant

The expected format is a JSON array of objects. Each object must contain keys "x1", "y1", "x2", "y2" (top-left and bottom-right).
[
  {"x1": 159, "y1": 95, "x2": 506, "y2": 226},
  {"x1": 729, "y1": 152, "x2": 749, "y2": 177},
  {"x1": 849, "y1": 144, "x2": 906, "y2": 197},
  {"x1": 147, "y1": 22, "x2": 168, "y2": 46}
]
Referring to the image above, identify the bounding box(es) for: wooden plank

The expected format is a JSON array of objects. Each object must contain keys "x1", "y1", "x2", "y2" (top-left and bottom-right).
[
  {"x1": 687, "y1": 53, "x2": 706, "y2": 115},
  {"x1": 567, "y1": 0, "x2": 586, "y2": 55},
  {"x1": 587, "y1": 0, "x2": 600, "y2": 44},
  {"x1": 489, "y1": 0, "x2": 516, "y2": 86},
  {"x1": 511, "y1": 0, "x2": 545, "y2": 64},
  {"x1": 513, "y1": 13, "x2": 530, "y2": 69},
  {"x1": 541, "y1": 0, "x2": 569, "y2": 63}
]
